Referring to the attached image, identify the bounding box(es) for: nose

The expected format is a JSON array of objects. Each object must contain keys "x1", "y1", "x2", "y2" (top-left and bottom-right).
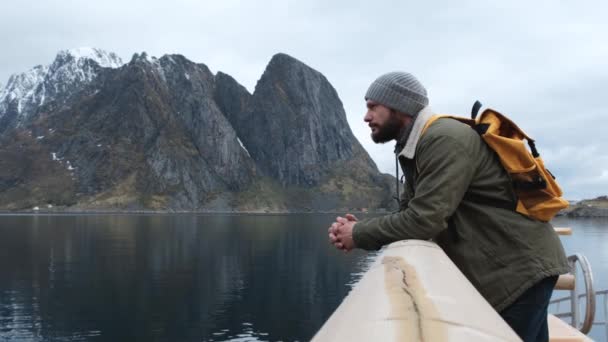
[{"x1": 364, "y1": 110, "x2": 372, "y2": 123}]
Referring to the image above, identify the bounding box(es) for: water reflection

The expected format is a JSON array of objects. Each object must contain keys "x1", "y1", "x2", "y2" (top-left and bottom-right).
[
  {"x1": 0, "y1": 214, "x2": 369, "y2": 341},
  {"x1": 1, "y1": 215, "x2": 606, "y2": 341}
]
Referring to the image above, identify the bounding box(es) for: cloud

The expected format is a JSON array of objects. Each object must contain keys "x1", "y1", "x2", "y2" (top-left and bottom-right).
[
  {"x1": 1, "y1": 0, "x2": 607, "y2": 199},
  {"x1": 542, "y1": 144, "x2": 608, "y2": 200}
]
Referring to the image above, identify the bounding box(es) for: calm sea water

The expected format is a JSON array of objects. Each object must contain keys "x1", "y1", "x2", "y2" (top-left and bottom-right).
[{"x1": 0, "y1": 214, "x2": 606, "y2": 341}]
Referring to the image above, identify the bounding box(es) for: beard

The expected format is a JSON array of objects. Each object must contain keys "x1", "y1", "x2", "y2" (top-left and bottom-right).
[{"x1": 371, "y1": 111, "x2": 403, "y2": 143}]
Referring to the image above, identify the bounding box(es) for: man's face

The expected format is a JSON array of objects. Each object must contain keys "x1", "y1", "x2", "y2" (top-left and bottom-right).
[{"x1": 364, "y1": 100, "x2": 403, "y2": 143}]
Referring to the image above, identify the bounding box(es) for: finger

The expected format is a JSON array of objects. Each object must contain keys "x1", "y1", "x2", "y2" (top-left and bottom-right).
[
  {"x1": 346, "y1": 214, "x2": 358, "y2": 222},
  {"x1": 329, "y1": 233, "x2": 338, "y2": 243},
  {"x1": 328, "y1": 222, "x2": 338, "y2": 234},
  {"x1": 336, "y1": 216, "x2": 349, "y2": 225},
  {"x1": 335, "y1": 223, "x2": 349, "y2": 237}
]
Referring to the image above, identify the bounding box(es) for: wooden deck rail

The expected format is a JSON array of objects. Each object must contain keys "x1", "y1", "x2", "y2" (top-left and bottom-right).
[
  {"x1": 554, "y1": 227, "x2": 572, "y2": 236},
  {"x1": 313, "y1": 240, "x2": 521, "y2": 341}
]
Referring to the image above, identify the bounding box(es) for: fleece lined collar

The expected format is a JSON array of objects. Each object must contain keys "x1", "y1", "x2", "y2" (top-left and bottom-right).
[{"x1": 396, "y1": 105, "x2": 435, "y2": 159}]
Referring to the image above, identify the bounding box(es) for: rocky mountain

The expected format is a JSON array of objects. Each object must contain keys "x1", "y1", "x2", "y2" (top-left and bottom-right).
[
  {"x1": 226, "y1": 53, "x2": 362, "y2": 187},
  {"x1": 0, "y1": 48, "x2": 123, "y2": 133},
  {"x1": 0, "y1": 48, "x2": 395, "y2": 212},
  {"x1": 557, "y1": 196, "x2": 608, "y2": 217}
]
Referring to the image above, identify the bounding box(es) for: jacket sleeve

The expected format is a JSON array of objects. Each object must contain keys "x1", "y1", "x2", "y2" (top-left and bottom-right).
[{"x1": 353, "y1": 134, "x2": 476, "y2": 250}]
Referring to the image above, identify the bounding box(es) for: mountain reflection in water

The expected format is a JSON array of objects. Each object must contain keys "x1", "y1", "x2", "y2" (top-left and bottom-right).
[{"x1": 0, "y1": 214, "x2": 605, "y2": 341}]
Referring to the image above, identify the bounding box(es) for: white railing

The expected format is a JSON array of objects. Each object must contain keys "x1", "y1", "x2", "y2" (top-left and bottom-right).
[
  {"x1": 568, "y1": 254, "x2": 595, "y2": 333},
  {"x1": 550, "y1": 290, "x2": 607, "y2": 341}
]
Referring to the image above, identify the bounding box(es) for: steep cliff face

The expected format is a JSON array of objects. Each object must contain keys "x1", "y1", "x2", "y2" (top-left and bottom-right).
[
  {"x1": 227, "y1": 53, "x2": 366, "y2": 186},
  {"x1": 0, "y1": 49, "x2": 395, "y2": 212},
  {"x1": 224, "y1": 53, "x2": 395, "y2": 211},
  {"x1": 213, "y1": 71, "x2": 252, "y2": 125}
]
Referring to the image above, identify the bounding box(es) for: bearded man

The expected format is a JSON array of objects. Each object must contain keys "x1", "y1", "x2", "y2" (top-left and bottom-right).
[{"x1": 328, "y1": 72, "x2": 569, "y2": 342}]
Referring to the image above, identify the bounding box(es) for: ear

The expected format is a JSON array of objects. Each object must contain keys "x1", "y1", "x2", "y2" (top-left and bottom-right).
[{"x1": 393, "y1": 110, "x2": 414, "y2": 125}]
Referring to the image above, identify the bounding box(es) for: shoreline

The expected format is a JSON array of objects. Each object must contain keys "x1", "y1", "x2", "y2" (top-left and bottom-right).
[
  {"x1": 1, "y1": 209, "x2": 607, "y2": 218},
  {"x1": 2, "y1": 196, "x2": 607, "y2": 217},
  {"x1": 0, "y1": 209, "x2": 386, "y2": 216}
]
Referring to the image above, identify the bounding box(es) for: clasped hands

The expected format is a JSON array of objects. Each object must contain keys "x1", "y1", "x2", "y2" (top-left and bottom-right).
[{"x1": 328, "y1": 214, "x2": 358, "y2": 252}]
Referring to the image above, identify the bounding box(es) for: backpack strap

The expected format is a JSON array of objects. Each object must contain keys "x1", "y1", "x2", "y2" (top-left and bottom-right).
[
  {"x1": 421, "y1": 115, "x2": 460, "y2": 135},
  {"x1": 421, "y1": 114, "x2": 475, "y2": 135},
  {"x1": 471, "y1": 100, "x2": 483, "y2": 120},
  {"x1": 462, "y1": 192, "x2": 517, "y2": 212}
]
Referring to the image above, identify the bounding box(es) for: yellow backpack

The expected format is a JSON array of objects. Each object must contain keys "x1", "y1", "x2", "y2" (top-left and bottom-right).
[{"x1": 422, "y1": 101, "x2": 568, "y2": 222}]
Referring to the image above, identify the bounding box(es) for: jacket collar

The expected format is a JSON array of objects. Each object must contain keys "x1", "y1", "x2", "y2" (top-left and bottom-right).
[{"x1": 396, "y1": 105, "x2": 435, "y2": 159}]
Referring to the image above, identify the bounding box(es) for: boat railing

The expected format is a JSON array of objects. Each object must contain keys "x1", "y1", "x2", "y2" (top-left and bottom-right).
[
  {"x1": 549, "y1": 252, "x2": 607, "y2": 339},
  {"x1": 312, "y1": 240, "x2": 523, "y2": 341},
  {"x1": 551, "y1": 290, "x2": 607, "y2": 340}
]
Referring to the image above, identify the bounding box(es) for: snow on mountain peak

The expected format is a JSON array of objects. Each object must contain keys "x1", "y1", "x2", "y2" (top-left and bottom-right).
[
  {"x1": 59, "y1": 47, "x2": 124, "y2": 69},
  {"x1": 0, "y1": 65, "x2": 48, "y2": 115},
  {"x1": 130, "y1": 52, "x2": 168, "y2": 81},
  {"x1": 0, "y1": 47, "x2": 124, "y2": 123}
]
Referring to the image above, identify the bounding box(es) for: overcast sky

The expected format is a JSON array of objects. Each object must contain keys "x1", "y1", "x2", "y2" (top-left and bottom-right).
[{"x1": 1, "y1": 0, "x2": 606, "y2": 200}]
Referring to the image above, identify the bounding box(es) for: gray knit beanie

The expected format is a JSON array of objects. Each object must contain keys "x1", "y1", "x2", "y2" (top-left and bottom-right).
[{"x1": 365, "y1": 72, "x2": 429, "y2": 116}]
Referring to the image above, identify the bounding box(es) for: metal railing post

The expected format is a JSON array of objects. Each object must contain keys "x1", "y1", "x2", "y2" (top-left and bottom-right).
[
  {"x1": 569, "y1": 257, "x2": 579, "y2": 328},
  {"x1": 604, "y1": 292, "x2": 607, "y2": 341}
]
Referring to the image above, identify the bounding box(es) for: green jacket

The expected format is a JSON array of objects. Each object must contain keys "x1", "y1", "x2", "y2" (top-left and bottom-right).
[{"x1": 353, "y1": 106, "x2": 569, "y2": 312}]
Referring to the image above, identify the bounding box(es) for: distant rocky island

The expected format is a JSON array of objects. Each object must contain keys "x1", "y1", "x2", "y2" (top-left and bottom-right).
[
  {"x1": 558, "y1": 196, "x2": 608, "y2": 218},
  {"x1": 0, "y1": 48, "x2": 396, "y2": 212}
]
